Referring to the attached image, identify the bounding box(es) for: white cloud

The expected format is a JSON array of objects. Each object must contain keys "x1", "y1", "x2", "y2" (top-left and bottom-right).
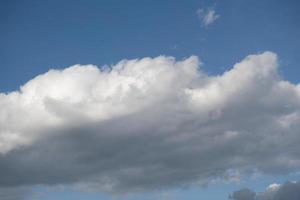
[
  {"x1": 197, "y1": 8, "x2": 220, "y2": 27},
  {"x1": 0, "y1": 52, "x2": 300, "y2": 192}
]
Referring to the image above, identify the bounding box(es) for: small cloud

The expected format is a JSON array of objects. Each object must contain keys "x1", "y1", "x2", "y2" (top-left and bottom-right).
[
  {"x1": 197, "y1": 7, "x2": 220, "y2": 27},
  {"x1": 229, "y1": 181, "x2": 300, "y2": 200},
  {"x1": 229, "y1": 188, "x2": 256, "y2": 200}
]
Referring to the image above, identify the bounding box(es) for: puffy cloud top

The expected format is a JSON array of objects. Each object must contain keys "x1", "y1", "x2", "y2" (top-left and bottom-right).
[{"x1": 0, "y1": 52, "x2": 300, "y2": 192}]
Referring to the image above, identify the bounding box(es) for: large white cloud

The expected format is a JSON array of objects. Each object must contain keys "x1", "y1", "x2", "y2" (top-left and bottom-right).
[{"x1": 0, "y1": 52, "x2": 300, "y2": 193}]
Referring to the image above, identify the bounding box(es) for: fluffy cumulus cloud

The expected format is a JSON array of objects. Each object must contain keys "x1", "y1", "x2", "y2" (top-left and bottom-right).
[
  {"x1": 0, "y1": 52, "x2": 300, "y2": 195},
  {"x1": 197, "y1": 7, "x2": 220, "y2": 27},
  {"x1": 230, "y1": 181, "x2": 300, "y2": 200}
]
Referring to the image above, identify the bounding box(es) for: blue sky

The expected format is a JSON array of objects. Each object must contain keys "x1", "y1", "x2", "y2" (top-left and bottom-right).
[
  {"x1": 1, "y1": 1, "x2": 300, "y2": 200},
  {"x1": 29, "y1": 174, "x2": 300, "y2": 200},
  {"x1": 1, "y1": 0, "x2": 299, "y2": 92}
]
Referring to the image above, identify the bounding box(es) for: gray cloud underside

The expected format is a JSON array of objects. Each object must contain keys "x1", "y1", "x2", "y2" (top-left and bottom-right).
[
  {"x1": 230, "y1": 181, "x2": 300, "y2": 200},
  {"x1": 0, "y1": 52, "x2": 300, "y2": 193}
]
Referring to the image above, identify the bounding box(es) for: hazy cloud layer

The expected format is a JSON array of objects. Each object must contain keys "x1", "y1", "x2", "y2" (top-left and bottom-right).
[
  {"x1": 0, "y1": 52, "x2": 300, "y2": 193},
  {"x1": 230, "y1": 181, "x2": 300, "y2": 200},
  {"x1": 0, "y1": 187, "x2": 32, "y2": 200}
]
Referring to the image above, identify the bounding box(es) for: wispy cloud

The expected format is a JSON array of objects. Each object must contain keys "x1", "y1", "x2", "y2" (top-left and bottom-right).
[{"x1": 197, "y1": 7, "x2": 220, "y2": 27}]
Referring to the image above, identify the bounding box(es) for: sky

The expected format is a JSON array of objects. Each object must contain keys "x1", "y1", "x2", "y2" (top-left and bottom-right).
[{"x1": 0, "y1": 0, "x2": 300, "y2": 200}]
